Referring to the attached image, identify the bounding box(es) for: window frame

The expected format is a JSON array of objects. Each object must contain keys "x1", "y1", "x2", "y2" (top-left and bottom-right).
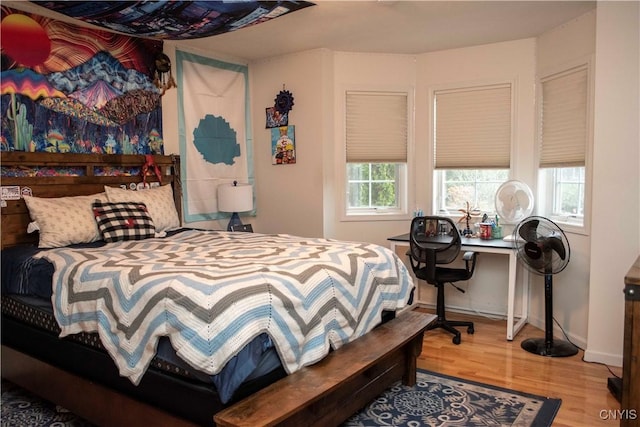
[
  {"x1": 536, "y1": 57, "x2": 594, "y2": 235},
  {"x1": 537, "y1": 166, "x2": 586, "y2": 226},
  {"x1": 433, "y1": 168, "x2": 511, "y2": 215},
  {"x1": 346, "y1": 162, "x2": 407, "y2": 214},
  {"x1": 429, "y1": 79, "x2": 516, "y2": 221},
  {"x1": 339, "y1": 85, "x2": 415, "y2": 222}
]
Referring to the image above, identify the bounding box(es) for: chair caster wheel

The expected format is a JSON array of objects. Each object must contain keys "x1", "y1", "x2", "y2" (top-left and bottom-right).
[
  {"x1": 452, "y1": 335, "x2": 461, "y2": 345},
  {"x1": 468, "y1": 326, "x2": 474, "y2": 334}
]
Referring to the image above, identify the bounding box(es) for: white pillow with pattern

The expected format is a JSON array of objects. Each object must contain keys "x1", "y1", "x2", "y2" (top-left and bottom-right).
[
  {"x1": 24, "y1": 193, "x2": 108, "y2": 248},
  {"x1": 104, "y1": 184, "x2": 180, "y2": 233}
]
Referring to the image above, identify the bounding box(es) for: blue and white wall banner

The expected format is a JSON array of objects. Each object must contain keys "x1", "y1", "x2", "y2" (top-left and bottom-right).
[{"x1": 176, "y1": 50, "x2": 254, "y2": 222}]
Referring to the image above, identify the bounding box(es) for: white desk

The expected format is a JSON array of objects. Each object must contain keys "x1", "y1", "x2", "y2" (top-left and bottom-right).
[{"x1": 388, "y1": 233, "x2": 528, "y2": 341}]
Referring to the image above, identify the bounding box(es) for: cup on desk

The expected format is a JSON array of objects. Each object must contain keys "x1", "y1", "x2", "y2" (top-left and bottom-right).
[{"x1": 479, "y1": 223, "x2": 493, "y2": 240}]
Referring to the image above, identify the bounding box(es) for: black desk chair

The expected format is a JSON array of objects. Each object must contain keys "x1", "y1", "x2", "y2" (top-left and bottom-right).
[{"x1": 407, "y1": 216, "x2": 477, "y2": 344}]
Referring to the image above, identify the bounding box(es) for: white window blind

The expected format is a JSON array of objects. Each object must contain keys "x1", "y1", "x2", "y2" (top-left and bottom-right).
[
  {"x1": 540, "y1": 66, "x2": 588, "y2": 168},
  {"x1": 346, "y1": 91, "x2": 407, "y2": 163},
  {"x1": 434, "y1": 84, "x2": 511, "y2": 169}
]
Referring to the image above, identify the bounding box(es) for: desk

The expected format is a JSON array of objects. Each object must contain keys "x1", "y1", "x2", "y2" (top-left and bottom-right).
[{"x1": 388, "y1": 233, "x2": 528, "y2": 341}]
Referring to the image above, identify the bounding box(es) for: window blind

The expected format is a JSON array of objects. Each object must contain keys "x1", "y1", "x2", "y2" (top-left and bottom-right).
[
  {"x1": 434, "y1": 84, "x2": 511, "y2": 169},
  {"x1": 539, "y1": 66, "x2": 588, "y2": 168},
  {"x1": 345, "y1": 91, "x2": 408, "y2": 163}
]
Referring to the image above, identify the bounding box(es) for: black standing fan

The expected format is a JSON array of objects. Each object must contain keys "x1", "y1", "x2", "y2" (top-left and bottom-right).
[{"x1": 514, "y1": 216, "x2": 578, "y2": 357}]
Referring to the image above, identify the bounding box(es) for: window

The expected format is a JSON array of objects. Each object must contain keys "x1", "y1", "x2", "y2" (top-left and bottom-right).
[
  {"x1": 538, "y1": 64, "x2": 589, "y2": 228},
  {"x1": 538, "y1": 166, "x2": 586, "y2": 223},
  {"x1": 345, "y1": 91, "x2": 408, "y2": 216},
  {"x1": 433, "y1": 83, "x2": 512, "y2": 216},
  {"x1": 347, "y1": 163, "x2": 402, "y2": 210},
  {"x1": 435, "y1": 169, "x2": 509, "y2": 213}
]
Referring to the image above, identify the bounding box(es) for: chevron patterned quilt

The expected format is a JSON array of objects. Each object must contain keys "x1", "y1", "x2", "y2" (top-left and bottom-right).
[{"x1": 36, "y1": 229, "x2": 414, "y2": 385}]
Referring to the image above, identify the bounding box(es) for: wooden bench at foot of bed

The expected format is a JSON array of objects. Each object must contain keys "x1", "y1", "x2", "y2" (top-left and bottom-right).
[{"x1": 214, "y1": 310, "x2": 436, "y2": 427}]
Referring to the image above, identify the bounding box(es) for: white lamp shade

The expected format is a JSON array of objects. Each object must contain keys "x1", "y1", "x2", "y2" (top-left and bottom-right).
[{"x1": 217, "y1": 182, "x2": 253, "y2": 213}]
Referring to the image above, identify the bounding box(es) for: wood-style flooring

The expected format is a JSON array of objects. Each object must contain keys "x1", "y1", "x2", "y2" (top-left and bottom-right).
[{"x1": 414, "y1": 307, "x2": 623, "y2": 427}]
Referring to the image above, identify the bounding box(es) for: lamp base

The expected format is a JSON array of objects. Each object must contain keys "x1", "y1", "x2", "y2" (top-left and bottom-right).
[{"x1": 227, "y1": 212, "x2": 243, "y2": 231}]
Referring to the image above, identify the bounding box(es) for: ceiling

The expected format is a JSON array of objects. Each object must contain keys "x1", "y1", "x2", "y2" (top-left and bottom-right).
[
  {"x1": 6, "y1": 1, "x2": 596, "y2": 61},
  {"x1": 180, "y1": 1, "x2": 596, "y2": 60}
]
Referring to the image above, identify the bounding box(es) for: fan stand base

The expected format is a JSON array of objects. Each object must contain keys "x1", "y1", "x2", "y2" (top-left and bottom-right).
[{"x1": 521, "y1": 338, "x2": 579, "y2": 357}]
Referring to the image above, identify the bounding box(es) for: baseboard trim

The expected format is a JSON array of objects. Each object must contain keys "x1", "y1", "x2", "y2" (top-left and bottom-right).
[
  {"x1": 414, "y1": 301, "x2": 511, "y2": 321},
  {"x1": 584, "y1": 348, "x2": 623, "y2": 367}
]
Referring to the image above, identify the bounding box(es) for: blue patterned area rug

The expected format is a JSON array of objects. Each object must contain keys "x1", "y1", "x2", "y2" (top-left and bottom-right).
[
  {"x1": 1, "y1": 380, "x2": 92, "y2": 427},
  {"x1": 1, "y1": 370, "x2": 560, "y2": 427},
  {"x1": 343, "y1": 369, "x2": 561, "y2": 427}
]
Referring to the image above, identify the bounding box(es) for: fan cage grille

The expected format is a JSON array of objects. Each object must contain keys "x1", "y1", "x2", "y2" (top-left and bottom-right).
[{"x1": 513, "y1": 216, "x2": 570, "y2": 275}]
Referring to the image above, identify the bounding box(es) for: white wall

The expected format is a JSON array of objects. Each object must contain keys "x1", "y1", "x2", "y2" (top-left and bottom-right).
[
  {"x1": 537, "y1": 9, "x2": 596, "y2": 73},
  {"x1": 531, "y1": 9, "x2": 596, "y2": 351},
  {"x1": 327, "y1": 52, "x2": 418, "y2": 246},
  {"x1": 248, "y1": 49, "x2": 330, "y2": 237},
  {"x1": 417, "y1": 38, "x2": 537, "y2": 195},
  {"x1": 412, "y1": 39, "x2": 537, "y2": 322},
  {"x1": 161, "y1": 45, "x2": 331, "y2": 237},
  {"x1": 585, "y1": 1, "x2": 639, "y2": 366}
]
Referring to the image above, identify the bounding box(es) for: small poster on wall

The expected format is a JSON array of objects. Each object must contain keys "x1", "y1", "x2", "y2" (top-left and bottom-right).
[
  {"x1": 271, "y1": 126, "x2": 296, "y2": 165},
  {"x1": 265, "y1": 107, "x2": 288, "y2": 128}
]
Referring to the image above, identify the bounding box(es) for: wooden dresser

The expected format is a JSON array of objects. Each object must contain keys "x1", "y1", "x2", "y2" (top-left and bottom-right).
[{"x1": 622, "y1": 255, "x2": 640, "y2": 427}]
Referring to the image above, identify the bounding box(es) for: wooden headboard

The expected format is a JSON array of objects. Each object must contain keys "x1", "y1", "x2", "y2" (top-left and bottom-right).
[{"x1": 0, "y1": 152, "x2": 181, "y2": 249}]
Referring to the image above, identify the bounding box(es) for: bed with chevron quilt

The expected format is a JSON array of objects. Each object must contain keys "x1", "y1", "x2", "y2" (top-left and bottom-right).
[
  {"x1": 0, "y1": 152, "x2": 423, "y2": 427},
  {"x1": 40, "y1": 228, "x2": 413, "y2": 386}
]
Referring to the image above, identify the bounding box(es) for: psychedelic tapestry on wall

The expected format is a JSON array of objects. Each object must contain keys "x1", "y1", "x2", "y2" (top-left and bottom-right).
[
  {"x1": 0, "y1": 7, "x2": 164, "y2": 155},
  {"x1": 176, "y1": 50, "x2": 254, "y2": 223}
]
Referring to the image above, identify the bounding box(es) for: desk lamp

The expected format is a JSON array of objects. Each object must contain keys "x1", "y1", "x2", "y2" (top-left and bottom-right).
[{"x1": 217, "y1": 181, "x2": 253, "y2": 231}]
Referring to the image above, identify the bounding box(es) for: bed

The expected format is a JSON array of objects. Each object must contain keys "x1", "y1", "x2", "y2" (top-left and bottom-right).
[{"x1": 0, "y1": 151, "x2": 420, "y2": 426}]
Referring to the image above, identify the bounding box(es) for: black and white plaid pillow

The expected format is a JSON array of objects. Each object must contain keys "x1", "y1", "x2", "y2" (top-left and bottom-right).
[{"x1": 92, "y1": 201, "x2": 155, "y2": 243}]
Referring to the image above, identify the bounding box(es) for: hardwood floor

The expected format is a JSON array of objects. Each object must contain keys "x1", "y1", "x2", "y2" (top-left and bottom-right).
[{"x1": 414, "y1": 308, "x2": 623, "y2": 426}]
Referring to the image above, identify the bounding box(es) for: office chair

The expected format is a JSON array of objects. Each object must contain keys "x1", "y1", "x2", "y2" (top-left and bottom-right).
[{"x1": 407, "y1": 216, "x2": 477, "y2": 344}]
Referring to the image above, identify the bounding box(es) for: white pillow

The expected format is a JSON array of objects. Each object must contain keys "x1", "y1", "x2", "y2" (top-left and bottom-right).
[
  {"x1": 23, "y1": 193, "x2": 108, "y2": 248},
  {"x1": 104, "y1": 184, "x2": 180, "y2": 232}
]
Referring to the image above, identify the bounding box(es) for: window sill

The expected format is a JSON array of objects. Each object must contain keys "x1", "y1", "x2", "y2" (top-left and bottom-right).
[
  {"x1": 342, "y1": 211, "x2": 410, "y2": 222},
  {"x1": 547, "y1": 215, "x2": 588, "y2": 236}
]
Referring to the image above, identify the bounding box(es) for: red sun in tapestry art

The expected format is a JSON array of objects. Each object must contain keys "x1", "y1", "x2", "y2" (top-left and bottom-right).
[{"x1": 1, "y1": 14, "x2": 51, "y2": 67}]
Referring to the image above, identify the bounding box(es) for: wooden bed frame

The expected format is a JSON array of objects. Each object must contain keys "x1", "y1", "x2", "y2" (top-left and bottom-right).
[
  {"x1": 0, "y1": 151, "x2": 432, "y2": 426},
  {"x1": 0, "y1": 151, "x2": 181, "y2": 250}
]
